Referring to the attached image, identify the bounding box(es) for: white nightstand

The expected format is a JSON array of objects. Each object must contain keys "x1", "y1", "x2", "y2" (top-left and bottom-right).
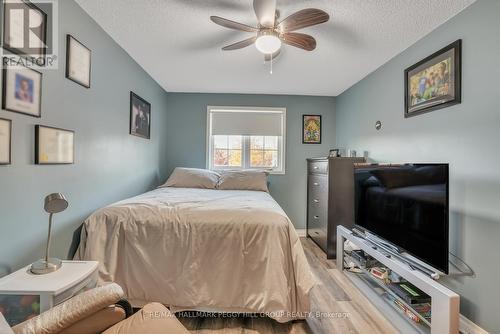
[{"x1": 0, "y1": 261, "x2": 98, "y2": 326}]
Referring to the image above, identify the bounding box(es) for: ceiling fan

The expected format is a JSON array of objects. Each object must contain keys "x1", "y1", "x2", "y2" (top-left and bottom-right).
[{"x1": 210, "y1": 0, "x2": 330, "y2": 62}]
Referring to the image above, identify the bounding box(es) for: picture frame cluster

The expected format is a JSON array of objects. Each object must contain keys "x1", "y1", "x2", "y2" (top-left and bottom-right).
[{"x1": 0, "y1": 0, "x2": 152, "y2": 167}]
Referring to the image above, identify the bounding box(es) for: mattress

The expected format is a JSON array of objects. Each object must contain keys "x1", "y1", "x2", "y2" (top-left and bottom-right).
[{"x1": 74, "y1": 187, "x2": 315, "y2": 322}]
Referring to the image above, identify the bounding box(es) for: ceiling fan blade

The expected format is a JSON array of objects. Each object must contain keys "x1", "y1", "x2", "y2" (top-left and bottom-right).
[
  {"x1": 253, "y1": 0, "x2": 276, "y2": 28},
  {"x1": 277, "y1": 9, "x2": 329, "y2": 32},
  {"x1": 222, "y1": 37, "x2": 257, "y2": 51},
  {"x1": 210, "y1": 16, "x2": 258, "y2": 32},
  {"x1": 264, "y1": 48, "x2": 281, "y2": 62},
  {"x1": 280, "y1": 32, "x2": 316, "y2": 51}
]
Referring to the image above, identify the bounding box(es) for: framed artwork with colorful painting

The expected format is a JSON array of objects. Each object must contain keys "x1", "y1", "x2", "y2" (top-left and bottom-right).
[
  {"x1": 2, "y1": 60, "x2": 42, "y2": 117},
  {"x1": 303, "y1": 115, "x2": 321, "y2": 144},
  {"x1": 405, "y1": 39, "x2": 461, "y2": 118}
]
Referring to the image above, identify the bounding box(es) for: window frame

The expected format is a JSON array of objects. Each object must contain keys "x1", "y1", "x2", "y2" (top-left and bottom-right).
[{"x1": 206, "y1": 106, "x2": 286, "y2": 175}]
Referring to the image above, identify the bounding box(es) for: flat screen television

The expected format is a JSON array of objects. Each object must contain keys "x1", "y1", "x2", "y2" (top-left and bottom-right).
[{"x1": 354, "y1": 163, "x2": 449, "y2": 274}]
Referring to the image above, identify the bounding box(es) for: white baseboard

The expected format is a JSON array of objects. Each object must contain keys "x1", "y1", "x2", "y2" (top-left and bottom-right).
[
  {"x1": 295, "y1": 228, "x2": 307, "y2": 237},
  {"x1": 460, "y1": 314, "x2": 489, "y2": 334}
]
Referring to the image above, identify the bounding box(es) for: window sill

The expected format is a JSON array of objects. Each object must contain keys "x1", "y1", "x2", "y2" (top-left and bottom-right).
[{"x1": 211, "y1": 168, "x2": 285, "y2": 175}]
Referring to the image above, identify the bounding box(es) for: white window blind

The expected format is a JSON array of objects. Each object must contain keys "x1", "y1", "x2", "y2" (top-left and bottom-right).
[{"x1": 211, "y1": 109, "x2": 283, "y2": 136}]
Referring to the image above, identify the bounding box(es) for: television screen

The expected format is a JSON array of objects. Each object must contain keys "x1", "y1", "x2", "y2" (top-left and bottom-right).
[{"x1": 354, "y1": 164, "x2": 449, "y2": 274}]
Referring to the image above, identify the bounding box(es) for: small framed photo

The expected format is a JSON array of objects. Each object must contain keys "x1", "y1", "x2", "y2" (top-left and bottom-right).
[
  {"x1": 66, "y1": 35, "x2": 91, "y2": 88},
  {"x1": 303, "y1": 115, "x2": 321, "y2": 144},
  {"x1": 2, "y1": 60, "x2": 42, "y2": 117},
  {"x1": 405, "y1": 40, "x2": 462, "y2": 118},
  {"x1": 129, "y1": 92, "x2": 151, "y2": 139},
  {"x1": 2, "y1": 0, "x2": 47, "y2": 58},
  {"x1": 0, "y1": 118, "x2": 12, "y2": 165},
  {"x1": 329, "y1": 149, "x2": 340, "y2": 158},
  {"x1": 35, "y1": 125, "x2": 74, "y2": 165}
]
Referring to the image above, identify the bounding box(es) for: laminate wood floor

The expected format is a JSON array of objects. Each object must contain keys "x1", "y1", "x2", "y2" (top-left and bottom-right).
[{"x1": 176, "y1": 237, "x2": 397, "y2": 334}]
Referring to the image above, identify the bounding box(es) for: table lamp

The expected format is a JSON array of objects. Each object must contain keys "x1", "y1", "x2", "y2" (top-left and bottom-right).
[{"x1": 30, "y1": 193, "x2": 68, "y2": 275}]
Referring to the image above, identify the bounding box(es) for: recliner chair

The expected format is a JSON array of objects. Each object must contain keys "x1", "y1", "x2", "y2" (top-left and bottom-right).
[{"x1": 0, "y1": 283, "x2": 189, "y2": 334}]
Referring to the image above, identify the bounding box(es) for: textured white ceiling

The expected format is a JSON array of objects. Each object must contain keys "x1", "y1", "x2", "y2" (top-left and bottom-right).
[{"x1": 75, "y1": 0, "x2": 476, "y2": 96}]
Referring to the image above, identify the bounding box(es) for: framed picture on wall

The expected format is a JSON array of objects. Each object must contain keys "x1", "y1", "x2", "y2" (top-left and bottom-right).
[
  {"x1": 303, "y1": 115, "x2": 321, "y2": 144},
  {"x1": 35, "y1": 125, "x2": 74, "y2": 164},
  {"x1": 129, "y1": 92, "x2": 151, "y2": 139},
  {"x1": 0, "y1": 118, "x2": 12, "y2": 165},
  {"x1": 405, "y1": 39, "x2": 462, "y2": 118},
  {"x1": 2, "y1": 0, "x2": 47, "y2": 59},
  {"x1": 66, "y1": 35, "x2": 92, "y2": 88},
  {"x1": 2, "y1": 60, "x2": 42, "y2": 117}
]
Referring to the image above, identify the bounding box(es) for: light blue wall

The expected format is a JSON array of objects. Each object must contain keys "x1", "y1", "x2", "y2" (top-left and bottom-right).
[
  {"x1": 0, "y1": 0, "x2": 169, "y2": 275},
  {"x1": 335, "y1": 0, "x2": 499, "y2": 331},
  {"x1": 164, "y1": 93, "x2": 335, "y2": 229}
]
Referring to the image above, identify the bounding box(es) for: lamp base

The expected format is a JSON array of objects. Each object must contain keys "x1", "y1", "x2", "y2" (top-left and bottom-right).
[{"x1": 30, "y1": 258, "x2": 62, "y2": 275}]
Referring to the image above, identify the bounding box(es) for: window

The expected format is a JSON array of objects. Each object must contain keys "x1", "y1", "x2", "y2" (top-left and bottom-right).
[
  {"x1": 207, "y1": 106, "x2": 286, "y2": 174},
  {"x1": 213, "y1": 135, "x2": 243, "y2": 167}
]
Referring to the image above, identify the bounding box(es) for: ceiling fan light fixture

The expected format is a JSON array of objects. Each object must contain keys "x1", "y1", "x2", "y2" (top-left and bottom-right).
[{"x1": 255, "y1": 31, "x2": 281, "y2": 54}]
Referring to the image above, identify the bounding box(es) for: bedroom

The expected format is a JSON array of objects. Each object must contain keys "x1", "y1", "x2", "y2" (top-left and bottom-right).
[{"x1": 0, "y1": 0, "x2": 498, "y2": 333}]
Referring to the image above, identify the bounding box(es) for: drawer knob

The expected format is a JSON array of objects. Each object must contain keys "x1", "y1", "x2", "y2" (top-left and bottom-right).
[
  {"x1": 313, "y1": 166, "x2": 319, "y2": 169},
  {"x1": 313, "y1": 199, "x2": 319, "y2": 203},
  {"x1": 314, "y1": 215, "x2": 319, "y2": 219},
  {"x1": 313, "y1": 182, "x2": 319, "y2": 186}
]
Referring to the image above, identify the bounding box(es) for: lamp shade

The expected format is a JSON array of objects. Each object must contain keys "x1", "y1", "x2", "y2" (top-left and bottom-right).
[
  {"x1": 44, "y1": 193, "x2": 68, "y2": 214},
  {"x1": 255, "y1": 35, "x2": 281, "y2": 54}
]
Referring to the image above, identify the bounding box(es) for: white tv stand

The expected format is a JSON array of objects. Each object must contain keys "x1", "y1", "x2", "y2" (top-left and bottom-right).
[{"x1": 337, "y1": 225, "x2": 459, "y2": 334}]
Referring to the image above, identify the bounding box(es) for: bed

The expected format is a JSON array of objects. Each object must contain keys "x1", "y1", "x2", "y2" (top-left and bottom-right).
[{"x1": 74, "y1": 186, "x2": 314, "y2": 323}]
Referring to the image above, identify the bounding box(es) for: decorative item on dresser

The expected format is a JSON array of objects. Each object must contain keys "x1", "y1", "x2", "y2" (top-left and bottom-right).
[{"x1": 306, "y1": 156, "x2": 366, "y2": 259}]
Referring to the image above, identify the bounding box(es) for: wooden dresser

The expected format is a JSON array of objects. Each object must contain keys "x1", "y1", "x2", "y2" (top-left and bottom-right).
[{"x1": 306, "y1": 156, "x2": 366, "y2": 258}]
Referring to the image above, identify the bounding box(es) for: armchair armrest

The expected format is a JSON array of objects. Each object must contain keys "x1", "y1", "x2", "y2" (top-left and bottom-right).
[
  {"x1": 12, "y1": 283, "x2": 124, "y2": 334},
  {"x1": 59, "y1": 305, "x2": 126, "y2": 334}
]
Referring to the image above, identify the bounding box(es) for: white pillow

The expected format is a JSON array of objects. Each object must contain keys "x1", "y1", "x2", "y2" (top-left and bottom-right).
[
  {"x1": 217, "y1": 170, "x2": 269, "y2": 192},
  {"x1": 163, "y1": 168, "x2": 220, "y2": 189}
]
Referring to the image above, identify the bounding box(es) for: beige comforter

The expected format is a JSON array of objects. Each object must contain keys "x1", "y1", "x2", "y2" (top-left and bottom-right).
[{"x1": 75, "y1": 187, "x2": 315, "y2": 322}]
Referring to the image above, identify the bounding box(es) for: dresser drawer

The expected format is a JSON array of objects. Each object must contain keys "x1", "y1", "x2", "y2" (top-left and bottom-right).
[
  {"x1": 308, "y1": 175, "x2": 328, "y2": 202},
  {"x1": 308, "y1": 160, "x2": 328, "y2": 174},
  {"x1": 307, "y1": 170, "x2": 328, "y2": 253},
  {"x1": 308, "y1": 175, "x2": 328, "y2": 223},
  {"x1": 308, "y1": 208, "x2": 326, "y2": 229},
  {"x1": 306, "y1": 157, "x2": 366, "y2": 259},
  {"x1": 308, "y1": 225, "x2": 327, "y2": 251}
]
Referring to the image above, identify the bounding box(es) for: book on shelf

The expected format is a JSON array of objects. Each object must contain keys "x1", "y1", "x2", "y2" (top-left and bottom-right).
[{"x1": 388, "y1": 282, "x2": 431, "y2": 304}]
